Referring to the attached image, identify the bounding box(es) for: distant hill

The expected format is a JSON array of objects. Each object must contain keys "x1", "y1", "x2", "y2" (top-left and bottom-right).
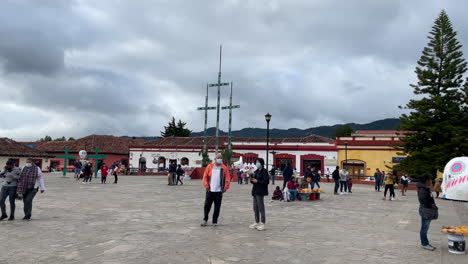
[{"x1": 190, "y1": 118, "x2": 400, "y2": 139}]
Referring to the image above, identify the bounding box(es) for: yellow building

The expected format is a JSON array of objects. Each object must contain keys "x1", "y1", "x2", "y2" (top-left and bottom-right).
[{"x1": 337, "y1": 130, "x2": 406, "y2": 178}]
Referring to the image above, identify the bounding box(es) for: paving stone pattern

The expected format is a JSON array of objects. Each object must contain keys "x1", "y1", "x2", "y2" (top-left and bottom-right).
[{"x1": 0, "y1": 175, "x2": 466, "y2": 264}]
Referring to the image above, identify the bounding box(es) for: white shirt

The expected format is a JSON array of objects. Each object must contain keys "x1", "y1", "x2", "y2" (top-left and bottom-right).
[
  {"x1": 34, "y1": 167, "x2": 46, "y2": 191},
  {"x1": 210, "y1": 166, "x2": 222, "y2": 192}
]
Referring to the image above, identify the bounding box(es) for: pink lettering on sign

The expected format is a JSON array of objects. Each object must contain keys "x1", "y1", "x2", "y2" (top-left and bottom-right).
[{"x1": 445, "y1": 175, "x2": 468, "y2": 190}]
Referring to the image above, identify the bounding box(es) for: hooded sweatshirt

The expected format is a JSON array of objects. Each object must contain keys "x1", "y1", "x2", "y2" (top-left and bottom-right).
[{"x1": 0, "y1": 167, "x2": 21, "y2": 187}]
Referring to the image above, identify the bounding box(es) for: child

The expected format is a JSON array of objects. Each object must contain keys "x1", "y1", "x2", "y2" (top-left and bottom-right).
[
  {"x1": 287, "y1": 178, "x2": 298, "y2": 201},
  {"x1": 434, "y1": 178, "x2": 442, "y2": 198},
  {"x1": 272, "y1": 186, "x2": 283, "y2": 200},
  {"x1": 347, "y1": 177, "x2": 353, "y2": 193}
]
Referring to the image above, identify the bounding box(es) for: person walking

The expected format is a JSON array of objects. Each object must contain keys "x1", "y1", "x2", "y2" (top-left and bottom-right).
[
  {"x1": 418, "y1": 174, "x2": 438, "y2": 251},
  {"x1": 269, "y1": 166, "x2": 276, "y2": 185},
  {"x1": 16, "y1": 158, "x2": 46, "y2": 221},
  {"x1": 0, "y1": 160, "x2": 21, "y2": 221},
  {"x1": 249, "y1": 158, "x2": 269, "y2": 231},
  {"x1": 282, "y1": 163, "x2": 293, "y2": 190},
  {"x1": 237, "y1": 170, "x2": 243, "y2": 184},
  {"x1": 83, "y1": 162, "x2": 92, "y2": 184},
  {"x1": 339, "y1": 168, "x2": 349, "y2": 194},
  {"x1": 332, "y1": 166, "x2": 340, "y2": 195},
  {"x1": 101, "y1": 162, "x2": 109, "y2": 184},
  {"x1": 374, "y1": 168, "x2": 383, "y2": 192},
  {"x1": 201, "y1": 154, "x2": 231, "y2": 226},
  {"x1": 175, "y1": 165, "x2": 184, "y2": 185},
  {"x1": 74, "y1": 160, "x2": 82, "y2": 181},
  {"x1": 325, "y1": 168, "x2": 331, "y2": 182},
  {"x1": 383, "y1": 172, "x2": 396, "y2": 200},
  {"x1": 400, "y1": 174, "x2": 409, "y2": 196},
  {"x1": 311, "y1": 167, "x2": 321, "y2": 189}
]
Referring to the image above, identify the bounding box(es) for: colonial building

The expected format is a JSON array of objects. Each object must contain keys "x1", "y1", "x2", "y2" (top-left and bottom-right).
[
  {"x1": 336, "y1": 130, "x2": 406, "y2": 177},
  {"x1": 129, "y1": 135, "x2": 338, "y2": 174},
  {"x1": 24, "y1": 135, "x2": 145, "y2": 171},
  {"x1": 0, "y1": 138, "x2": 53, "y2": 171}
]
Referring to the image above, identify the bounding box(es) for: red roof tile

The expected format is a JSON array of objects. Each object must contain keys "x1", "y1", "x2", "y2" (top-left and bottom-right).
[
  {"x1": 0, "y1": 138, "x2": 52, "y2": 157},
  {"x1": 23, "y1": 135, "x2": 145, "y2": 155}
]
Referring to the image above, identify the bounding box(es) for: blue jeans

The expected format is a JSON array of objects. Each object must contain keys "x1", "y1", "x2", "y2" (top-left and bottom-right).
[
  {"x1": 334, "y1": 180, "x2": 340, "y2": 193},
  {"x1": 420, "y1": 217, "x2": 431, "y2": 246},
  {"x1": 310, "y1": 180, "x2": 320, "y2": 189},
  {"x1": 289, "y1": 190, "x2": 298, "y2": 201},
  {"x1": 375, "y1": 179, "x2": 381, "y2": 191},
  {"x1": 271, "y1": 174, "x2": 275, "y2": 184}
]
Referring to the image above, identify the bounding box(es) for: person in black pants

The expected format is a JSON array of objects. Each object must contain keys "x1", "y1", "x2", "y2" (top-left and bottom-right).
[
  {"x1": 282, "y1": 163, "x2": 293, "y2": 190},
  {"x1": 332, "y1": 166, "x2": 340, "y2": 195},
  {"x1": 249, "y1": 158, "x2": 269, "y2": 231},
  {"x1": 175, "y1": 165, "x2": 184, "y2": 185},
  {"x1": 201, "y1": 154, "x2": 231, "y2": 226}
]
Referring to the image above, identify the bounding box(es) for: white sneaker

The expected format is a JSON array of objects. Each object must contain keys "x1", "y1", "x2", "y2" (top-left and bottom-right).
[
  {"x1": 340, "y1": 192, "x2": 344, "y2": 195},
  {"x1": 256, "y1": 223, "x2": 265, "y2": 231},
  {"x1": 249, "y1": 223, "x2": 260, "y2": 229},
  {"x1": 391, "y1": 197, "x2": 395, "y2": 201}
]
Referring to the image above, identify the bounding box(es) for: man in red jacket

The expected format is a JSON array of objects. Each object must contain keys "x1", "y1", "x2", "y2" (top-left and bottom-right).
[{"x1": 201, "y1": 154, "x2": 230, "y2": 227}]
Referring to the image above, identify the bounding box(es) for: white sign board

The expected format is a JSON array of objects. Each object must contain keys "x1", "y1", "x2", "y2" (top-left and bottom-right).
[{"x1": 441, "y1": 157, "x2": 468, "y2": 201}]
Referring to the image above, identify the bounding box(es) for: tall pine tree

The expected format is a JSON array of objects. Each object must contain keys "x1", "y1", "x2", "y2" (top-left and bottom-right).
[
  {"x1": 397, "y1": 10, "x2": 467, "y2": 177},
  {"x1": 161, "y1": 117, "x2": 191, "y2": 137}
]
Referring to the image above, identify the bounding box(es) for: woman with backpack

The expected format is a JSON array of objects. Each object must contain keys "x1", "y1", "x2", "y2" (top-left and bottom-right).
[{"x1": 417, "y1": 174, "x2": 438, "y2": 251}]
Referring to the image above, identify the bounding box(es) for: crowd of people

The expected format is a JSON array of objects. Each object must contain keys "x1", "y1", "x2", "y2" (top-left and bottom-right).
[{"x1": 73, "y1": 160, "x2": 122, "y2": 184}]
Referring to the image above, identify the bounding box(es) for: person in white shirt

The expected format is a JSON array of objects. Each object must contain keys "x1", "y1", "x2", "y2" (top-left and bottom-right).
[
  {"x1": 201, "y1": 154, "x2": 231, "y2": 226},
  {"x1": 16, "y1": 158, "x2": 46, "y2": 221}
]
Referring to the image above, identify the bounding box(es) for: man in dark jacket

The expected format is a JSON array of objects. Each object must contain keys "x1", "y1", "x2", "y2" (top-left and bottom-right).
[
  {"x1": 332, "y1": 166, "x2": 340, "y2": 195},
  {"x1": 269, "y1": 167, "x2": 276, "y2": 185},
  {"x1": 417, "y1": 174, "x2": 437, "y2": 251},
  {"x1": 374, "y1": 168, "x2": 383, "y2": 192},
  {"x1": 168, "y1": 162, "x2": 176, "y2": 185},
  {"x1": 282, "y1": 163, "x2": 293, "y2": 189}
]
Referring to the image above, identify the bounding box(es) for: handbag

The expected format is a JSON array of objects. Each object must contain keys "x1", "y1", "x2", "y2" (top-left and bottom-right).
[{"x1": 420, "y1": 205, "x2": 438, "y2": 220}]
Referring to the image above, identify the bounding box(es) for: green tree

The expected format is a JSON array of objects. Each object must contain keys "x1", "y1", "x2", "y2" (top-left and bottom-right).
[
  {"x1": 332, "y1": 125, "x2": 353, "y2": 139},
  {"x1": 199, "y1": 148, "x2": 211, "y2": 167},
  {"x1": 68, "y1": 137, "x2": 76, "y2": 141},
  {"x1": 396, "y1": 10, "x2": 467, "y2": 177},
  {"x1": 221, "y1": 145, "x2": 233, "y2": 166},
  {"x1": 54, "y1": 136, "x2": 66, "y2": 141},
  {"x1": 161, "y1": 117, "x2": 192, "y2": 137},
  {"x1": 37, "y1": 135, "x2": 53, "y2": 142}
]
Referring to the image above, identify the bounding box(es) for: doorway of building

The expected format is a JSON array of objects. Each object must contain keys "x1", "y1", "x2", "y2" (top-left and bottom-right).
[
  {"x1": 342, "y1": 160, "x2": 366, "y2": 178},
  {"x1": 50, "y1": 160, "x2": 60, "y2": 171},
  {"x1": 276, "y1": 158, "x2": 293, "y2": 172},
  {"x1": 303, "y1": 159, "x2": 322, "y2": 173},
  {"x1": 32, "y1": 159, "x2": 42, "y2": 169}
]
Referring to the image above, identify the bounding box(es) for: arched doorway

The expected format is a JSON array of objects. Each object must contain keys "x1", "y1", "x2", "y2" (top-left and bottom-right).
[
  {"x1": 158, "y1": 157, "x2": 166, "y2": 172},
  {"x1": 300, "y1": 154, "x2": 325, "y2": 175},
  {"x1": 274, "y1": 153, "x2": 296, "y2": 172},
  {"x1": 181, "y1": 157, "x2": 189, "y2": 166},
  {"x1": 242, "y1": 153, "x2": 259, "y2": 164}
]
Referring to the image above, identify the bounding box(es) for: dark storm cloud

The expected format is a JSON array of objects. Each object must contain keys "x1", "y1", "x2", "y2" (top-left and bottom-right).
[{"x1": 0, "y1": 0, "x2": 468, "y2": 140}]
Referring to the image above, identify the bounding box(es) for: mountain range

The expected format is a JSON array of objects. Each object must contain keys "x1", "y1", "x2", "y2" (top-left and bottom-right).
[{"x1": 124, "y1": 118, "x2": 400, "y2": 140}]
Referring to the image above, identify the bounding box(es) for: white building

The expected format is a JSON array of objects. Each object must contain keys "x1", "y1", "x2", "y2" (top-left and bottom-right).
[
  {"x1": 129, "y1": 136, "x2": 337, "y2": 175},
  {"x1": 0, "y1": 138, "x2": 53, "y2": 171}
]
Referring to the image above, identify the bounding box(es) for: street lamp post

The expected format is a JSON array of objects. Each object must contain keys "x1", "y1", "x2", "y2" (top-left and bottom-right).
[
  {"x1": 265, "y1": 113, "x2": 272, "y2": 170},
  {"x1": 344, "y1": 140, "x2": 348, "y2": 168}
]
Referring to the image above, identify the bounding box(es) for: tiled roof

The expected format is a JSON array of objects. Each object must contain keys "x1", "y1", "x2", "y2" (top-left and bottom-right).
[
  {"x1": 0, "y1": 138, "x2": 52, "y2": 157},
  {"x1": 24, "y1": 135, "x2": 146, "y2": 155},
  {"x1": 138, "y1": 135, "x2": 334, "y2": 148}
]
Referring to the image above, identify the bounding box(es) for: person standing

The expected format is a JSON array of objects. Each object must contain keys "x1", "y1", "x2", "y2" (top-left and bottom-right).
[
  {"x1": 269, "y1": 166, "x2": 276, "y2": 185},
  {"x1": 374, "y1": 168, "x2": 383, "y2": 192},
  {"x1": 101, "y1": 162, "x2": 109, "y2": 184},
  {"x1": 168, "y1": 162, "x2": 176, "y2": 185},
  {"x1": 400, "y1": 174, "x2": 409, "y2": 196},
  {"x1": 0, "y1": 160, "x2": 21, "y2": 221},
  {"x1": 201, "y1": 154, "x2": 231, "y2": 226},
  {"x1": 16, "y1": 158, "x2": 46, "y2": 221},
  {"x1": 249, "y1": 158, "x2": 269, "y2": 231},
  {"x1": 74, "y1": 160, "x2": 83, "y2": 181},
  {"x1": 175, "y1": 165, "x2": 184, "y2": 185},
  {"x1": 237, "y1": 170, "x2": 243, "y2": 184},
  {"x1": 325, "y1": 168, "x2": 331, "y2": 182},
  {"x1": 113, "y1": 163, "x2": 120, "y2": 184},
  {"x1": 418, "y1": 174, "x2": 437, "y2": 251},
  {"x1": 339, "y1": 168, "x2": 349, "y2": 194},
  {"x1": 332, "y1": 166, "x2": 340, "y2": 195},
  {"x1": 383, "y1": 172, "x2": 396, "y2": 200},
  {"x1": 434, "y1": 178, "x2": 442, "y2": 198},
  {"x1": 282, "y1": 163, "x2": 293, "y2": 190}
]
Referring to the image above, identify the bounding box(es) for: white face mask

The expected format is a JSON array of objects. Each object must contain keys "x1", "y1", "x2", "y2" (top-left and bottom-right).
[
  {"x1": 25, "y1": 163, "x2": 32, "y2": 167},
  {"x1": 256, "y1": 163, "x2": 262, "y2": 169},
  {"x1": 216, "y1": 159, "x2": 223, "y2": 164}
]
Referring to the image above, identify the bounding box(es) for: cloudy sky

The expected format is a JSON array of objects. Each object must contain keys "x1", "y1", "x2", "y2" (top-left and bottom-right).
[{"x1": 1, "y1": 0, "x2": 467, "y2": 141}]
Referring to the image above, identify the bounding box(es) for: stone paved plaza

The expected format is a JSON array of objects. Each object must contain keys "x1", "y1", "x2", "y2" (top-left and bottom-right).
[{"x1": 1, "y1": 174, "x2": 467, "y2": 264}]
